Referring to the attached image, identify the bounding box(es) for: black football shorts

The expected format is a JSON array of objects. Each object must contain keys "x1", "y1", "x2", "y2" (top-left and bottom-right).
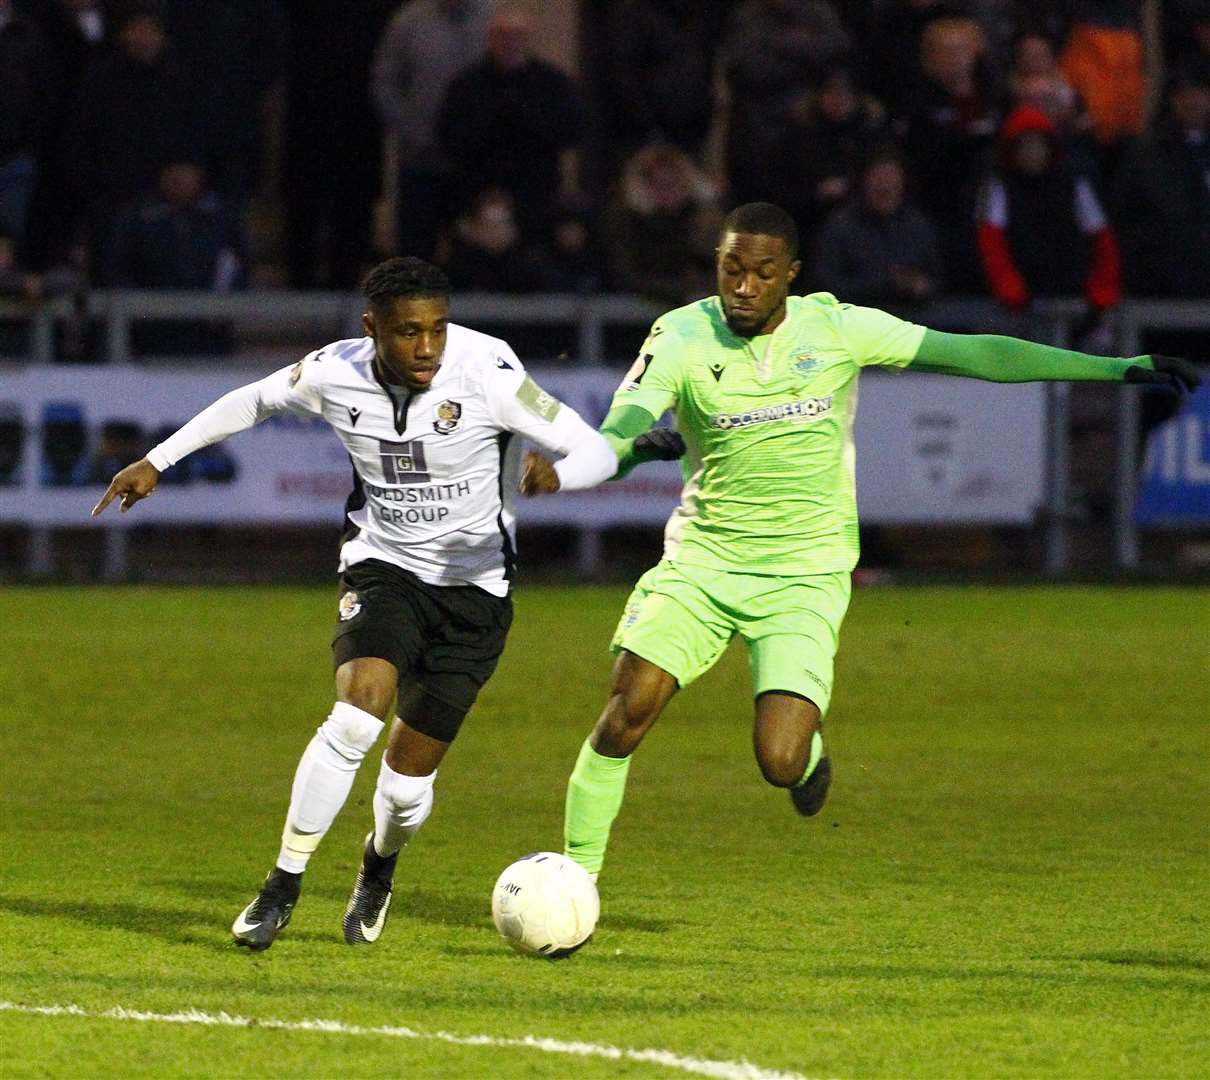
[{"x1": 331, "y1": 558, "x2": 512, "y2": 741}]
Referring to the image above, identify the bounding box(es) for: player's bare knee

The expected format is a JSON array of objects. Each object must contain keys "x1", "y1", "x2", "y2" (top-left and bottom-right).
[
  {"x1": 756, "y1": 745, "x2": 806, "y2": 788},
  {"x1": 591, "y1": 689, "x2": 652, "y2": 754},
  {"x1": 594, "y1": 699, "x2": 643, "y2": 751},
  {"x1": 383, "y1": 710, "x2": 451, "y2": 776},
  {"x1": 339, "y1": 683, "x2": 392, "y2": 720},
  {"x1": 755, "y1": 690, "x2": 821, "y2": 732},
  {"x1": 335, "y1": 660, "x2": 396, "y2": 720}
]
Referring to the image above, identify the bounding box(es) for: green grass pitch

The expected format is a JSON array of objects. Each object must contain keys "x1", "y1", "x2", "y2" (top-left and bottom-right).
[{"x1": 1, "y1": 584, "x2": 1207, "y2": 1078}]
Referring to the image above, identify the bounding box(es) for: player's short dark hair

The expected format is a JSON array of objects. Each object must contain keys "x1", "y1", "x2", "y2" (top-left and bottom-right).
[
  {"x1": 719, "y1": 202, "x2": 799, "y2": 259},
  {"x1": 362, "y1": 257, "x2": 450, "y2": 308}
]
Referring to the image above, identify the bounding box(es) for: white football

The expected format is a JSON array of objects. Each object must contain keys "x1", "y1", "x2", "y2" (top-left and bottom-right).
[{"x1": 491, "y1": 852, "x2": 599, "y2": 958}]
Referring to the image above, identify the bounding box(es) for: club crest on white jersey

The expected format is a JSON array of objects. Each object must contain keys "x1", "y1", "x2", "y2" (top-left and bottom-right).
[
  {"x1": 273, "y1": 327, "x2": 587, "y2": 596},
  {"x1": 432, "y1": 399, "x2": 462, "y2": 434}
]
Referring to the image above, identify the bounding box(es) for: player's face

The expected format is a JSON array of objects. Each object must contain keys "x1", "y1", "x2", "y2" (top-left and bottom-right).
[
  {"x1": 364, "y1": 295, "x2": 450, "y2": 391},
  {"x1": 716, "y1": 232, "x2": 801, "y2": 337}
]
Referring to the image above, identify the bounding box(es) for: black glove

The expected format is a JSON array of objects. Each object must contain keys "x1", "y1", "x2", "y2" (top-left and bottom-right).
[
  {"x1": 633, "y1": 428, "x2": 686, "y2": 460},
  {"x1": 1125, "y1": 355, "x2": 1203, "y2": 395}
]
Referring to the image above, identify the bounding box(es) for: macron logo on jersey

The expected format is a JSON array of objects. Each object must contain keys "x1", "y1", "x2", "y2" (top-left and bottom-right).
[{"x1": 710, "y1": 395, "x2": 834, "y2": 430}]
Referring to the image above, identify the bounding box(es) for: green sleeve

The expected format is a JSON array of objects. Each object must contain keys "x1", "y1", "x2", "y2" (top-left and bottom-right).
[
  {"x1": 611, "y1": 318, "x2": 685, "y2": 417},
  {"x1": 832, "y1": 299, "x2": 926, "y2": 367},
  {"x1": 600, "y1": 404, "x2": 659, "y2": 481},
  {"x1": 907, "y1": 329, "x2": 1154, "y2": 382}
]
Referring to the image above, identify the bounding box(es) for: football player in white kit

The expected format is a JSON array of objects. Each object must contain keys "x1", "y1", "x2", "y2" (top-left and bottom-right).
[{"x1": 91, "y1": 258, "x2": 667, "y2": 951}]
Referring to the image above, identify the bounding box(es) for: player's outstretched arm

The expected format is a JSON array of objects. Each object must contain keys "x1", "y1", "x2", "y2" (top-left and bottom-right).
[
  {"x1": 517, "y1": 420, "x2": 617, "y2": 496},
  {"x1": 88, "y1": 361, "x2": 322, "y2": 518},
  {"x1": 91, "y1": 458, "x2": 160, "y2": 516},
  {"x1": 515, "y1": 419, "x2": 683, "y2": 493},
  {"x1": 907, "y1": 329, "x2": 1204, "y2": 392},
  {"x1": 600, "y1": 404, "x2": 685, "y2": 481},
  {"x1": 515, "y1": 407, "x2": 617, "y2": 495},
  {"x1": 489, "y1": 362, "x2": 618, "y2": 496}
]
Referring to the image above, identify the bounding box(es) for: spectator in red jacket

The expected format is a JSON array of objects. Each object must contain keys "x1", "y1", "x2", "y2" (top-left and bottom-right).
[{"x1": 976, "y1": 105, "x2": 1120, "y2": 313}]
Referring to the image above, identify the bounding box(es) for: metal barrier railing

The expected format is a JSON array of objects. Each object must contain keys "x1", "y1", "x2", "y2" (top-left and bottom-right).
[
  {"x1": 2, "y1": 291, "x2": 1206, "y2": 575},
  {"x1": 0, "y1": 289, "x2": 666, "y2": 367}
]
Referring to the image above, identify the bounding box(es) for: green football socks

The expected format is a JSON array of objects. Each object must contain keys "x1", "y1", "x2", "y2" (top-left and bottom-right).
[
  {"x1": 793, "y1": 730, "x2": 824, "y2": 788},
  {"x1": 564, "y1": 738, "x2": 632, "y2": 876}
]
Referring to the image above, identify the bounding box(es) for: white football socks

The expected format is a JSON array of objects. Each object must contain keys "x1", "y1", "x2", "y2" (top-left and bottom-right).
[
  {"x1": 372, "y1": 758, "x2": 435, "y2": 858},
  {"x1": 276, "y1": 702, "x2": 384, "y2": 874}
]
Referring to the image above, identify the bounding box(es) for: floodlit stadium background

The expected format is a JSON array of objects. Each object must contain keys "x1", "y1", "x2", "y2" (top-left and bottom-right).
[
  {"x1": 2, "y1": 5, "x2": 1208, "y2": 1079},
  {"x1": 1, "y1": 0, "x2": 1206, "y2": 580}
]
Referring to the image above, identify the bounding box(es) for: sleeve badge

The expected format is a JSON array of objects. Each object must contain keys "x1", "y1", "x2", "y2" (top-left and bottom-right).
[
  {"x1": 516, "y1": 377, "x2": 561, "y2": 421},
  {"x1": 618, "y1": 353, "x2": 652, "y2": 393}
]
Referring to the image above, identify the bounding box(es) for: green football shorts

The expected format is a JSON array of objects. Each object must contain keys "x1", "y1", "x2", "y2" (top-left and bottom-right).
[{"x1": 611, "y1": 560, "x2": 852, "y2": 715}]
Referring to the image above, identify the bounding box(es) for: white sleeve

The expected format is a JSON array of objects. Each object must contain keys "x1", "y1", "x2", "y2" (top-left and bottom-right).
[
  {"x1": 146, "y1": 355, "x2": 323, "y2": 471},
  {"x1": 483, "y1": 345, "x2": 618, "y2": 491},
  {"x1": 550, "y1": 411, "x2": 620, "y2": 491}
]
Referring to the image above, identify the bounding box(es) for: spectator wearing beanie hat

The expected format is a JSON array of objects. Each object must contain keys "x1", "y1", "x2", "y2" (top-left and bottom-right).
[{"x1": 976, "y1": 104, "x2": 1120, "y2": 313}]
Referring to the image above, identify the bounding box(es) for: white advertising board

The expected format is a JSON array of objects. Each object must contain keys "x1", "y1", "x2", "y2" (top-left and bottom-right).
[
  {"x1": 0, "y1": 365, "x2": 1043, "y2": 528},
  {"x1": 854, "y1": 371, "x2": 1046, "y2": 524}
]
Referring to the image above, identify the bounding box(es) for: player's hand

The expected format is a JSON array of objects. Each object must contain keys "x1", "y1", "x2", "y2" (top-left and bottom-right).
[
  {"x1": 91, "y1": 457, "x2": 160, "y2": 517},
  {"x1": 1125, "y1": 355, "x2": 1203, "y2": 396},
  {"x1": 634, "y1": 428, "x2": 686, "y2": 461},
  {"x1": 519, "y1": 451, "x2": 560, "y2": 496}
]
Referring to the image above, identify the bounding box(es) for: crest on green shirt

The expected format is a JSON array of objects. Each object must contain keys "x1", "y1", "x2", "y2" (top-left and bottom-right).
[{"x1": 792, "y1": 352, "x2": 821, "y2": 378}]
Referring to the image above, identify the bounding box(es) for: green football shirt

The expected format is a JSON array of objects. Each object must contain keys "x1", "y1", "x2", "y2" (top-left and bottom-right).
[{"x1": 614, "y1": 292, "x2": 926, "y2": 575}]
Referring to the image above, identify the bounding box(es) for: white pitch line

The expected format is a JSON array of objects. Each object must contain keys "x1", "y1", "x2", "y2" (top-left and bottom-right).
[{"x1": 0, "y1": 1000, "x2": 817, "y2": 1080}]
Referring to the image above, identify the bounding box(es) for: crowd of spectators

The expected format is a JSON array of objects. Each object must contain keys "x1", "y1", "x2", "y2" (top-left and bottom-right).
[{"x1": 1, "y1": 0, "x2": 1207, "y2": 356}]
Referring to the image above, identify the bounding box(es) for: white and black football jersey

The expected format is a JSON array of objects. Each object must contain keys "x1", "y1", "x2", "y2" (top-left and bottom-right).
[{"x1": 147, "y1": 326, "x2": 616, "y2": 595}]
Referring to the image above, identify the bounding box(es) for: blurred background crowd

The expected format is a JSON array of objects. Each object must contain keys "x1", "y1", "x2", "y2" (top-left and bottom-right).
[
  {"x1": 1, "y1": 0, "x2": 1207, "y2": 579},
  {"x1": 1, "y1": 0, "x2": 1207, "y2": 335}
]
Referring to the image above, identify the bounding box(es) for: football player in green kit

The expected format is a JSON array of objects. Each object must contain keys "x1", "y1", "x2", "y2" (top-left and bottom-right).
[{"x1": 521, "y1": 201, "x2": 1201, "y2": 888}]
